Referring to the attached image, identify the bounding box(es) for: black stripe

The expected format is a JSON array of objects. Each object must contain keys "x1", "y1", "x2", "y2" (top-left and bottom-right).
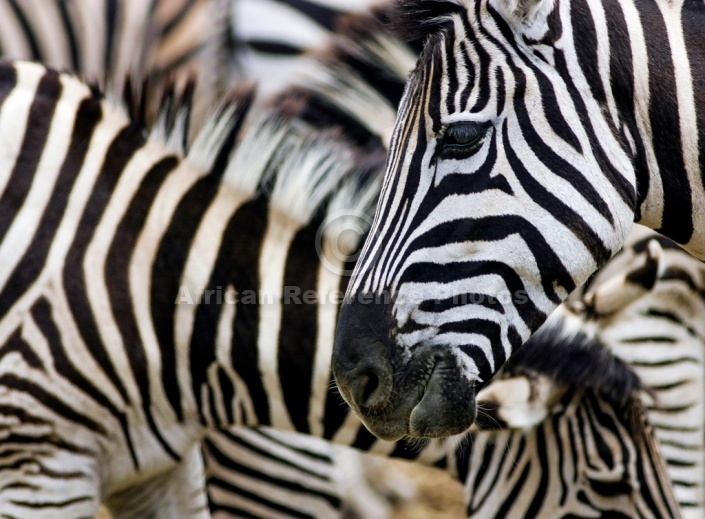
[
  {"x1": 193, "y1": 197, "x2": 271, "y2": 425},
  {"x1": 494, "y1": 459, "x2": 531, "y2": 518},
  {"x1": 371, "y1": 90, "x2": 424, "y2": 285},
  {"x1": 104, "y1": 0, "x2": 118, "y2": 76},
  {"x1": 461, "y1": 18, "x2": 492, "y2": 114},
  {"x1": 254, "y1": 429, "x2": 333, "y2": 463},
  {"x1": 635, "y1": 0, "x2": 692, "y2": 243},
  {"x1": 525, "y1": 425, "x2": 549, "y2": 518},
  {"x1": 681, "y1": 0, "x2": 705, "y2": 199},
  {"x1": 0, "y1": 71, "x2": 61, "y2": 248},
  {"x1": 447, "y1": 319, "x2": 506, "y2": 377},
  {"x1": 0, "y1": 374, "x2": 105, "y2": 435},
  {"x1": 5, "y1": 0, "x2": 42, "y2": 59},
  {"x1": 152, "y1": 94, "x2": 252, "y2": 423},
  {"x1": 204, "y1": 444, "x2": 340, "y2": 513},
  {"x1": 551, "y1": 50, "x2": 636, "y2": 210},
  {"x1": 278, "y1": 219, "x2": 321, "y2": 434},
  {"x1": 57, "y1": 1, "x2": 81, "y2": 71},
  {"x1": 272, "y1": 0, "x2": 342, "y2": 30},
  {"x1": 0, "y1": 329, "x2": 43, "y2": 371},
  {"x1": 504, "y1": 122, "x2": 613, "y2": 267},
  {"x1": 400, "y1": 259, "x2": 547, "y2": 332},
  {"x1": 248, "y1": 40, "x2": 304, "y2": 56},
  {"x1": 458, "y1": 41, "x2": 475, "y2": 112},
  {"x1": 9, "y1": 496, "x2": 93, "y2": 509},
  {"x1": 209, "y1": 430, "x2": 332, "y2": 481},
  {"x1": 0, "y1": 61, "x2": 18, "y2": 110},
  {"x1": 444, "y1": 24, "x2": 458, "y2": 114}
]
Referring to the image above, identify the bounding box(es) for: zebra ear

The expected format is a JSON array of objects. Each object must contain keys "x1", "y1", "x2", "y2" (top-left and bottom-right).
[
  {"x1": 581, "y1": 240, "x2": 665, "y2": 317},
  {"x1": 473, "y1": 374, "x2": 565, "y2": 431},
  {"x1": 489, "y1": 0, "x2": 556, "y2": 35}
]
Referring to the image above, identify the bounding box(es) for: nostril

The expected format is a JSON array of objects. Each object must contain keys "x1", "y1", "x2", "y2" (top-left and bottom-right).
[
  {"x1": 353, "y1": 364, "x2": 391, "y2": 412},
  {"x1": 361, "y1": 372, "x2": 380, "y2": 405}
]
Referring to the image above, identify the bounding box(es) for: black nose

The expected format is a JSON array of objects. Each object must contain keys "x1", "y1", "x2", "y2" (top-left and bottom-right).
[{"x1": 332, "y1": 297, "x2": 394, "y2": 412}]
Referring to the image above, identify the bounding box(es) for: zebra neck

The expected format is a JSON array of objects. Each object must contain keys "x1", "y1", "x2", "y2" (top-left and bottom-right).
[{"x1": 571, "y1": 0, "x2": 705, "y2": 256}]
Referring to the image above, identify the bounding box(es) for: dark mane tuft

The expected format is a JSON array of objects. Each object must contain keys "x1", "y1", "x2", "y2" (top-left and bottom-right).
[
  {"x1": 504, "y1": 318, "x2": 642, "y2": 407},
  {"x1": 382, "y1": 0, "x2": 466, "y2": 43}
]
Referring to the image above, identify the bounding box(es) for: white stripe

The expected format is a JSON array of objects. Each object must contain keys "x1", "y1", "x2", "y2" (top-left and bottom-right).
[
  {"x1": 309, "y1": 240, "x2": 344, "y2": 436},
  {"x1": 257, "y1": 212, "x2": 298, "y2": 431},
  {"x1": 0, "y1": 62, "x2": 43, "y2": 200}
]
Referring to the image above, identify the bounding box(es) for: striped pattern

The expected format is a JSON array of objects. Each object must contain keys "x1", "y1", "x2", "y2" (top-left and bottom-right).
[
  {"x1": 333, "y1": 0, "x2": 705, "y2": 441},
  {"x1": 0, "y1": 55, "x2": 693, "y2": 518},
  {"x1": 464, "y1": 387, "x2": 678, "y2": 518},
  {"x1": 206, "y1": 227, "x2": 703, "y2": 518},
  {"x1": 0, "y1": 6, "x2": 696, "y2": 516},
  {"x1": 226, "y1": 0, "x2": 381, "y2": 94},
  {"x1": 0, "y1": 0, "x2": 216, "y2": 87},
  {"x1": 0, "y1": 57, "x2": 380, "y2": 517}
]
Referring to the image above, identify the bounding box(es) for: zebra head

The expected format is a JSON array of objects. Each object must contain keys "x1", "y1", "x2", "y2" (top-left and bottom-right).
[{"x1": 332, "y1": 0, "x2": 652, "y2": 440}]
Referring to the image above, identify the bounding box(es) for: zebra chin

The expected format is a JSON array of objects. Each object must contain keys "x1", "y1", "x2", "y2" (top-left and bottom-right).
[{"x1": 333, "y1": 298, "x2": 478, "y2": 440}]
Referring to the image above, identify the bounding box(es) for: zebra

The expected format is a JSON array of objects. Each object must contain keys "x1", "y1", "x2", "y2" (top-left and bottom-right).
[
  {"x1": 225, "y1": 0, "x2": 384, "y2": 94},
  {"x1": 0, "y1": 57, "x2": 347, "y2": 517},
  {"x1": 331, "y1": 0, "x2": 705, "y2": 441},
  {"x1": 0, "y1": 0, "x2": 225, "y2": 130},
  {"x1": 0, "y1": 1, "x2": 388, "y2": 515},
  {"x1": 0, "y1": 0, "x2": 216, "y2": 83}
]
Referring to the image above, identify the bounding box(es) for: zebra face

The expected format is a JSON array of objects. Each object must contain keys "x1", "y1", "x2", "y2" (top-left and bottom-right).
[{"x1": 333, "y1": 0, "x2": 640, "y2": 440}]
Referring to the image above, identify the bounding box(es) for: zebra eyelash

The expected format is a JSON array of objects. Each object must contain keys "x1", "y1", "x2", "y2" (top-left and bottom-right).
[{"x1": 437, "y1": 121, "x2": 489, "y2": 158}]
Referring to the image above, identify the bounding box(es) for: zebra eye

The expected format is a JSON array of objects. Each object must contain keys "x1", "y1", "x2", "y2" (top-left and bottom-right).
[{"x1": 440, "y1": 122, "x2": 486, "y2": 154}]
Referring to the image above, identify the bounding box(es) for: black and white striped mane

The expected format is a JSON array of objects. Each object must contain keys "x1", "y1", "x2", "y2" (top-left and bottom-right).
[
  {"x1": 506, "y1": 319, "x2": 642, "y2": 407},
  {"x1": 383, "y1": 0, "x2": 466, "y2": 43},
  {"x1": 266, "y1": 8, "x2": 415, "y2": 151},
  {"x1": 110, "y1": 70, "x2": 384, "y2": 231}
]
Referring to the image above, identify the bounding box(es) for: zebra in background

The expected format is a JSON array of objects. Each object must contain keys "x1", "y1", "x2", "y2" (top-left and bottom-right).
[
  {"x1": 0, "y1": 4, "x2": 420, "y2": 515},
  {"x1": 332, "y1": 0, "x2": 705, "y2": 441},
  {"x1": 0, "y1": 0, "x2": 225, "y2": 129},
  {"x1": 0, "y1": 0, "x2": 213, "y2": 83},
  {"x1": 225, "y1": 0, "x2": 384, "y2": 94}
]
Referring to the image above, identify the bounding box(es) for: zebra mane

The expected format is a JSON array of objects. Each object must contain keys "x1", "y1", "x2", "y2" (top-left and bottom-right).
[
  {"x1": 236, "y1": 112, "x2": 380, "y2": 225},
  {"x1": 270, "y1": 9, "x2": 414, "y2": 152},
  {"x1": 384, "y1": 0, "x2": 467, "y2": 43},
  {"x1": 156, "y1": 87, "x2": 385, "y2": 228},
  {"x1": 94, "y1": 60, "x2": 382, "y2": 231},
  {"x1": 504, "y1": 316, "x2": 642, "y2": 407}
]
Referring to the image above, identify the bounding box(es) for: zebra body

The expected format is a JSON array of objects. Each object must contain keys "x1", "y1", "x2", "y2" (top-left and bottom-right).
[
  {"x1": 0, "y1": 51, "x2": 394, "y2": 515},
  {"x1": 332, "y1": 0, "x2": 705, "y2": 440},
  {"x1": 0, "y1": 59, "x2": 208, "y2": 516}
]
